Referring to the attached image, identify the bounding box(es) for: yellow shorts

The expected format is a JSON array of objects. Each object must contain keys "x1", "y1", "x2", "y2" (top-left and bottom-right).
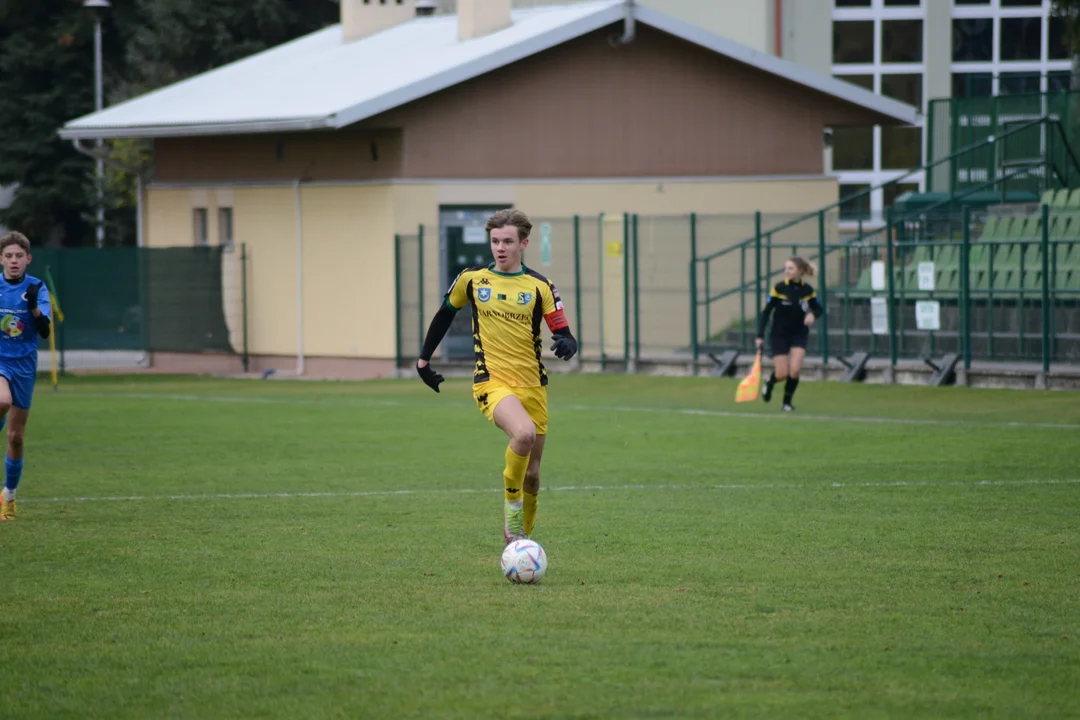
[{"x1": 473, "y1": 381, "x2": 548, "y2": 435}]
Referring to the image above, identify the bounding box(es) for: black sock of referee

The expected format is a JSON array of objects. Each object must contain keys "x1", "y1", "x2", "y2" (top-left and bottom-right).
[{"x1": 783, "y1": 376, "x2": 800, "y2": 405}]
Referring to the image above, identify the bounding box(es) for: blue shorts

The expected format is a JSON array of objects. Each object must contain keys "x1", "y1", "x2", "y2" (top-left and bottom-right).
[{"x1": 0, "y1": 357, "x2": 38, "y2": 410}]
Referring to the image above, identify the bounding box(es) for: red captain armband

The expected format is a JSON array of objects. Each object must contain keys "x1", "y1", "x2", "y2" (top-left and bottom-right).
[{"x1": 544, "y1": 309, "x2": 569, "y2": 333}]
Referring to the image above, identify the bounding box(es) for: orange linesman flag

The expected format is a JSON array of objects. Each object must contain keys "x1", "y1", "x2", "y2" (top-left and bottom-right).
[{"x1": 734, "y1": 351, "x2": 762, "y2": 403}]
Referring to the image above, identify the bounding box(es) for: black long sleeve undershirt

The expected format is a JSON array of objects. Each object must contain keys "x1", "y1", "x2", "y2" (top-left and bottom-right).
[{"x1": 418, "y1": 302, "x2": 457, "y2": 362}]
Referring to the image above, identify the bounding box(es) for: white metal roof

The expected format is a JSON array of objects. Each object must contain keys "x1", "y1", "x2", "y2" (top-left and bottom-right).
[{"x1": 59, "y1": 1, "x2": 918, "y2": 140}]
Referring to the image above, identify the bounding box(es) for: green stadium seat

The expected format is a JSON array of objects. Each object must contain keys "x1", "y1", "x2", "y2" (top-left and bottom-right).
[
  {"x1": 971, "y1": 268, "x2": 990, "y2": 291},
  {"x1": 969, "y1": 243, "x2": 989, "y2": 270},
  {"x1": 1022, "y1": 270, "x2": 1044, "y2": 291},
  {"x1": 993, "y1": 243, "x2": 1019, "y2": 268},
  {"x1": 1050, "y1": 212, "x2": 1072, "y2": 239},
  {"x1": 936, "y1": 245, "x2": 959, "y2": 267},
  {"x1": 1053, "y1": 188, "x2": 1071, "y2": 209},
  {"x1": 1053, "y1": 270, "x2": 1071, "y2": 291},
  {"x1": 1022, "y1": 243, "x2": 1042, "y2": 268},
  {"x1": 991, "y1": 216, "x2": 1017, "y2": 240},
  {"x1": 1040, "y1": 189, "x2": 1056, "y2": 207},
  {"x1": 1018, "y1": 215, "x2": 1043, "y2": 240},
  {"x1": 993, "y1": 269, "x2": 1021, "y2": 291},
  {"x1": 1068, "y1": 188, "x2": 1080, "y2": 209}
]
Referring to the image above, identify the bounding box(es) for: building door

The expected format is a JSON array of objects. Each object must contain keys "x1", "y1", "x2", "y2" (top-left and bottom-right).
[{"x1": 439, "y1": 206, "x2": 504, "y2": 360}]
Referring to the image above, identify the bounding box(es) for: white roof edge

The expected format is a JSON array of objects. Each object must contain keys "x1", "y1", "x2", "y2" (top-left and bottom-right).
[
  {"x1": 58, "y1": 117, "x2": 336, "y2": 140},
  {"x1": 332, "y1": 4, "x2": 626, "y2": 128},
  {"x1": 633, "y1": 5, "x2": 920, "y2": 126}
]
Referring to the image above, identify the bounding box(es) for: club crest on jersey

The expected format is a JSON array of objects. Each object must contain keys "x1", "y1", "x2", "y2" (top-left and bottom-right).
[
  {"x1": 477, "y1": 287, "x2": 492, "y2": 303},
  {"x1": 516, "y1": 292, "x2": 533, "y2": 305},
  {"x1": 1, "y1": 314, "x2": 24, "y2": 338}
]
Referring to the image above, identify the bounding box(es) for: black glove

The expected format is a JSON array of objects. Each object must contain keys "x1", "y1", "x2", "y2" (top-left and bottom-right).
[
  {"x1": 550, "y1": 334, "x2": 577, "y2": 361},
  {"x1": 417, "y1": 362, "x2": 444, "y2": 393},
  {"x1": 25, "y1": 282, "x2": 40, "y2": 310}
]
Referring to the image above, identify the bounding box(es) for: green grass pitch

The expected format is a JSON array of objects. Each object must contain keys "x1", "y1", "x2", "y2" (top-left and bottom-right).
[{"x1": 2, "y1": 373, "x2": 1078, "y2": 719}]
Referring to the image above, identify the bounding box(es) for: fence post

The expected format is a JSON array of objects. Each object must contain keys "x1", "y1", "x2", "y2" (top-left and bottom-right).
[
  {"x1": 598, "y1": 213, "x2": 606, "y2": 370},
  {"x1": 960, "y1": 208, "x2": 971, "y2": 372},
  {"x1": 632, "y1": 214, "x2": 641, "y2": 365},
  {"x1": 622, "y1": 212, "x2": 630, "y2": 372},
  {"x1": 1041, "y1": 201, "x2": 1051, "y2": 374},
  {"x1": 573, "y1": 215, "x2": 582, "y2": 358},
  {"x1": 886, "y1": 208, "x2": 898, "y2": 373},
  {"x1": 394, "y1": 234, "x2": 402, "y2": 371},
  {"x1": 241, "y1": 243, "x2": 250, "y2": 373},
  {"x1": 57, "y1": 251, "x2": 66, "y2": 376},
  {"x1": 739, "y1": 244, "x2": 746, "y2": 353},
  {"x1": 754, "y1": 211, "x2": 763, "y2": 332},
  {"x1": 689, "y1": 212, "x2": 699, "y2": 366},
  {"x1": 817, "y1": 210, "x2": 829, "y2": 367},
  {"x1": 417, "y1": 224, "x2": 425, "y2": 356}
]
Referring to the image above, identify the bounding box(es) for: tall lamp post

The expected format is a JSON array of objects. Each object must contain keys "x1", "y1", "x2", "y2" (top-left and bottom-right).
[{"x1": 84, "y1": 0, "x2": 110, "y2": 248}]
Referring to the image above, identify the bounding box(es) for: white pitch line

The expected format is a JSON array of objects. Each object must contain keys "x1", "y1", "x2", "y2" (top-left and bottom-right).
[
  {"x1": 61, "y1": 391, "x2": 1080, "y2": 431},
  {"x1": 22, "y1": 478, "x2": 1080, "y2": 505}
]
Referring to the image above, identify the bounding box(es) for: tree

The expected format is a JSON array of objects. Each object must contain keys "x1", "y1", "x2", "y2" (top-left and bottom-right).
[
  {"x1": 0, "y1": 0, "x2": 118, "y2": 245},
  {"x1": 1052, "y1": 0, "x2": 1080, "y2": 88},
  {"x1": 0, "y1": 0, "x2": 340, "y2": 246}
]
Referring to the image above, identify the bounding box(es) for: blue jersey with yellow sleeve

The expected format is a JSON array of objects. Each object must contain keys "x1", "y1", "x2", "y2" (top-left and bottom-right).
[{"x1": 445, "y1": 263, "x2": 567, "y2": 387}]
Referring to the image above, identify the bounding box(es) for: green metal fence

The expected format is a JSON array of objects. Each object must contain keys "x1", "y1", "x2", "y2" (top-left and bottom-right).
[
  {"x1": 927, "y1": 92, "x2": 1080, "y2": 195},
  {"x1": 393, "y1": 117, "x2": 1080, "y2": 374},
  {"x1": 36, "y1": 245, "x2": 249, "y2": 373}
]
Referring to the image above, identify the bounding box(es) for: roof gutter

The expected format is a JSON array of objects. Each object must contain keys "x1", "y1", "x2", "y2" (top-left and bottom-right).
[
  {"x1": 57, "y1": 116, "x2": 337, "y2": 141},
  {"x1": 609, "y1": 0, "x2": 635, "y2": 47}
]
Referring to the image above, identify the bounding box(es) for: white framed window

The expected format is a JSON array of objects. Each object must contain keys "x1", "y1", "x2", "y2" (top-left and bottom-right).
[
  {"x1": 951, "y1": 0, "x2": 1070, "y2": 96},
  {"x1": 193, "y1": 208, "x2": 209, "y2": 247},
  {"x1": 832, "y1": 0, "x2": 928, "y2": 221},
  {"x1": 218, "y1": 207, "x2": 234, "y2": 251}
]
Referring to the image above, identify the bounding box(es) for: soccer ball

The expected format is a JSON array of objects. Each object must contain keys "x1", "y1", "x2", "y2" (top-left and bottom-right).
[{"x1": 501, "y1": 539, "x2": 547, "y2": 584}]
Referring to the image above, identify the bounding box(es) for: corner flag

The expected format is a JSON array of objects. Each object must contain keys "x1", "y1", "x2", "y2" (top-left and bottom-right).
[{"x1": 734, "y1": 352, "x2": 762, "y2": 403}]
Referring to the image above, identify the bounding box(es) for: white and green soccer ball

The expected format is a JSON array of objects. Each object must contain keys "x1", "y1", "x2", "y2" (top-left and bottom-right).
[{"x1": 501, "y1": 539, "x2": 547, "y2": 584}]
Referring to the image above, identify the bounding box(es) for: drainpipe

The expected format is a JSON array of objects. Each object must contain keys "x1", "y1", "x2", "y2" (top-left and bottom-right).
[
  {"x1": 71, "y1": 138, "x2": 145, "y2": 247},
  {"x1": 294, "y1": 179, "x2": 305, "y2": 377},
  {"x1": 774, "y1": 0, "x2": 782, "y2": 58},
  {"x1": 610, "y1": 0, "x2": 635, "y2": 47}
]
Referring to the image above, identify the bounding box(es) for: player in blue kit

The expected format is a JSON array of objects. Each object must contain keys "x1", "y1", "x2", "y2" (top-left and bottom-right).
[{"x1": 0, "y1": 232, "x2": 51, "y2": 520}]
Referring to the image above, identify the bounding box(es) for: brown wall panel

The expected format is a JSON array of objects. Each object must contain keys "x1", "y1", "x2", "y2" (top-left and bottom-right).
[{"x1": 155, "y1": 128, "x2": 404, "y2": 183}]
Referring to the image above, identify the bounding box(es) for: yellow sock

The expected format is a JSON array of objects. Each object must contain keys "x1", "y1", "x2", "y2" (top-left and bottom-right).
[
  {"x1": 503, "y1": 446, "x2": 528, "y2": 503},
  {"x1": 523, "y1": 491, "x2": 538, "y2": 535}
]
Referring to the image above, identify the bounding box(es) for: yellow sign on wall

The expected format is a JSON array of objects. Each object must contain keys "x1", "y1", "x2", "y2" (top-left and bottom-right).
[{"x1": 606, "y1": 240, "x2": 623, "y2": 258}]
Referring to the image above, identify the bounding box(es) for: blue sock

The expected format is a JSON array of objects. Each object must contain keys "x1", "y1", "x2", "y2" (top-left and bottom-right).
[{"x1": 5, "y1": 455, "x2": 23, "y2": 492}]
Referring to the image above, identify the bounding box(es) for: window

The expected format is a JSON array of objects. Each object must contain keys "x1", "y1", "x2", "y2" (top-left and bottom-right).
[
  {"x1": 953, "y1": 0, "x2": 989, "y2": 4},
  {"x1": 882, "y1": 20, "x2": 923, "y2": 63},
  {"x1": 1048, "y1": 71, "x2": 1073, "y2": 93},
  {"x1": 999, "y1": 72, "x2": 1041, "y2": 95},
  {"x1": 834, "y1": 21, "x2": 874, "y2": 64},
  {"x1": 952, "y1": 72, "x2": 993, "y2": 97},
  {"x1": 1049, "y1": 16, "x2": 1069, "y2": 61},
  {"x1": 832, "y1": 127, "x2": 875, "y2": 170},
  {"x1": 1000, "y1": 17, "x2": 1041, "y2": 61},
  {"x1": 834, "y1": 74, "x2": 875, "y2": 91},
  {"x1": 839, "y1": 184, "x2": 872, "y2": 221},
  {"x1": 193, "y1": 208, "x2": 208, "y2": 246},
  {"x1": 835, "y1": 0, "x2": 870, "y2": 6},
  {"x1": 218, "y1": 207, "x2": 234, "y2": 251},
  {"x1": 1000, "y1": 0, "x2": 1040, "y2": 5},
  {"x1": 881, "y1": 126, "x2": 922, "y2": 170},
  {"x1": 884, "y1": 0, "x2": 920, "y2": 5},
  {"x1": 881, "y1": 73, "x2": 922, "y2": 106},
  {"x1": 884, "y1": 182, "x2": 920, "y2": 209},
  {"x1": 953, "y1": 18, "x2": 993, "y2": 62}
]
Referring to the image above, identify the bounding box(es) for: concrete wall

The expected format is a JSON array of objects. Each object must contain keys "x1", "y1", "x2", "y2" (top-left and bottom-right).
[{"x1": 147, "y1": 176, "x2": 837, "y2": 363}]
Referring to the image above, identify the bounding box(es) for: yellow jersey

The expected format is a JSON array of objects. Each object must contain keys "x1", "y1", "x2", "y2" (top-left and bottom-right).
[{"x1": 445, "y1": 264, "x2": 568, "y2": 387}]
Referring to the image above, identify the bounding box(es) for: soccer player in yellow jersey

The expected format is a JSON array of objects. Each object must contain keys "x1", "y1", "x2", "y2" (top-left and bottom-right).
[{"x1": 416, "y1": 209, "x2": 578, "y2": 545}]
